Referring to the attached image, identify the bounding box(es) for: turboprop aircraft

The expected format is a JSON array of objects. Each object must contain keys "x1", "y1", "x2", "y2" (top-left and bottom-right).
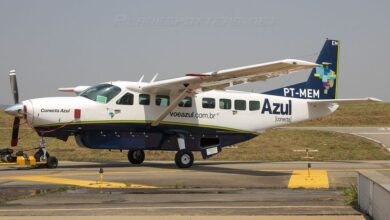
[{"x1": 4, "y1": 39, "x2": 380, "y2": 168}]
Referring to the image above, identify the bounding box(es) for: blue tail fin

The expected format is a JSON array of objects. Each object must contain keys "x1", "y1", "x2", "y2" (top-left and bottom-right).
[{"x1": 264, "y1": 39, "x2": 339, "y2": 99}]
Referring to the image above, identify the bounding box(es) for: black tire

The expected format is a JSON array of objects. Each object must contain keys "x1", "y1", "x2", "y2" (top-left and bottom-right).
[
  {"x1": 46, "y1": 156, "x2": 58, "y2": 169},
  {"x1": 34, "y1": 150, "x2": 50, "y2": 162},
  {"x1": 175, "y1": 150, "x2": 194, "y2": 168},
  {"x1": 128, "y1": 150, "x2": 145, "y2": 164}
]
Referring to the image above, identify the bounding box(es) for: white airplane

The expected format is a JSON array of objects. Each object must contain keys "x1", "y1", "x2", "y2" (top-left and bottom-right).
[{"x1": 4, "y1": 39, "x2": 380, "y2": 168}]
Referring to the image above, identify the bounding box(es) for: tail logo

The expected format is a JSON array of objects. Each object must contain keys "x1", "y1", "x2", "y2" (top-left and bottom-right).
[{"x1": 314, "y1": 65, "x2": 336, "y2": 95}]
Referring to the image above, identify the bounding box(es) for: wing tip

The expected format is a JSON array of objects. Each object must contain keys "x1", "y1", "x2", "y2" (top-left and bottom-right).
[
  {"x1": 282, "y1": 59, "x2": 319, "y2": 67},
  {"x1": 367, "y1": 97, "x2": 382, "y2": 102}
]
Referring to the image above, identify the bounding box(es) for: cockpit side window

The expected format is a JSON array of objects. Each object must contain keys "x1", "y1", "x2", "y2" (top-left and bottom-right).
[
  {"x1": 139, "y1": 94, "x2": 150, "y2": 105},
  {"x1": 117, "y1": 93, "x2": 134, "y2": 105},
  {"x1": 80, "y1": 84, "x2": 121, "y2": 103}
]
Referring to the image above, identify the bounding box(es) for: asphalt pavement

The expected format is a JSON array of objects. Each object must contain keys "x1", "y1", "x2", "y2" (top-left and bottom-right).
[{"x1": 1, "y1": 160, "x2": 390, "y2": 218}]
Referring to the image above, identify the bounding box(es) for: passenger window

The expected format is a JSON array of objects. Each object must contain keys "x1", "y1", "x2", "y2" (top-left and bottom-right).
[
  {"x1": 156, "y1": 95, "x2": 170, "y2": 107},
  {"x1": 219, "y1": 99, "x2": 231, "y2": 110},
  {"x1": 117, "y1": 93, "x2": 134, "y2": 105},
  {"x1": 139, "y1": 94, "x2": 150, "y2": 105},
  {"x1": 249, "y1": 101, "x2": 260, "y2": 111},
  {"x1": 179, "y1": 96, "x2": 192, "y2": 107},
  {"x1": 235, "y1": 100, "x2": 246, "y2": 111},
  {"x1": 202, "y1": 98, "x2": 215, "y2": 109}
]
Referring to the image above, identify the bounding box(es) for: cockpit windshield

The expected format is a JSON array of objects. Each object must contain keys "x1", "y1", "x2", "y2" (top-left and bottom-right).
[{"x1": 80, "y1": 84, "x2": 121, "y2": 104}]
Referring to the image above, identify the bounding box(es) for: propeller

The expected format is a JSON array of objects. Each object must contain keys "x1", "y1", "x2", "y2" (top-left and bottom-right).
[
  {"x1": 6, "y1": 70, "x2": 22, "y2": 147},
  {"x1": 9, "y1": 70, "x2": 19, "y2": 104},
  {"x1": 11, "y1": 117, "x2": 20, "y2": 147}
]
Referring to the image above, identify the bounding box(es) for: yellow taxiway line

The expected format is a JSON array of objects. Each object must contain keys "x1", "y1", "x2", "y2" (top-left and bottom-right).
[
  {"x1": 288, "y1": 170, "x2": 329, "y2": 189},
  {"x1": 49, "y1": 169, "x2": 191, "y2": 177},
  {"x1": 10, "y1": 175, "x2": 157, "y2": 189}
]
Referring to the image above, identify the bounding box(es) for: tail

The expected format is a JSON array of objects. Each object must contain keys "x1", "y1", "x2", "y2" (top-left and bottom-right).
[{"x1": 264, "y1": 39, "x2": 340, "y2": 99}]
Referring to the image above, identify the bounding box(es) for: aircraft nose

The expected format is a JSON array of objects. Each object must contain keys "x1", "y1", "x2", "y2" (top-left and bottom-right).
[{"x1": 4, "y1": 103, "x2": 24, "y2": 117}]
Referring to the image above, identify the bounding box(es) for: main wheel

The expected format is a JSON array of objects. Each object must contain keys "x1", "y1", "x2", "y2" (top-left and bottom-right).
[
  {"x1": 128, "y1": 150, "x2": 145, "y2": 164},
  {"x1": 175, "y1": 150, "x2": 194, "y2": 168}
]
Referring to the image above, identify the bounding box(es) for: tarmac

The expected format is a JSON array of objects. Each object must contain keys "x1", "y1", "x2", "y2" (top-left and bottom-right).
[{"x1": 1, "y1": 160, "x2": 390, "y2": 219}]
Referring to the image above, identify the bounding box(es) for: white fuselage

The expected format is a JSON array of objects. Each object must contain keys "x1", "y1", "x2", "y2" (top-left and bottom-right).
[{"x1": 22, "y1": 81, "x2": 338, "y2": 133}]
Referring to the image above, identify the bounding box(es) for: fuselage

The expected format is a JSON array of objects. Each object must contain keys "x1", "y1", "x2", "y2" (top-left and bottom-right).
[{"x1": 18, "y1": 81, "x2": 338, "y2": 152}]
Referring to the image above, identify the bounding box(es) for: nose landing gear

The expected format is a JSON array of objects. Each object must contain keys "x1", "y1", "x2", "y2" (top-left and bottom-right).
[{"x1": 33, "y1": 138, "x2": 58, "y2": 168}]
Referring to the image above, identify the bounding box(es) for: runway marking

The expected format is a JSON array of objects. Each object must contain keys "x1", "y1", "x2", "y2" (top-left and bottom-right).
[
  {"x1": 0, "y1": 205, "x2": 353, "y2": 212},
  {"x1": 288, "y1": 170, "x2": 329, "y2": 189},
  {"x1": 10, "y1": 175, "x2": 157, "y2": 189}
]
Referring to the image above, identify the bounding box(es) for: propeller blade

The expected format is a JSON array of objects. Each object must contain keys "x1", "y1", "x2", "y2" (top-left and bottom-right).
[
  {"x1": 9, "y1": 70, "x2": 19, "y2": 104},
  {"x1": 11, "y1": 117, "x2": 20, "y2": 147}
]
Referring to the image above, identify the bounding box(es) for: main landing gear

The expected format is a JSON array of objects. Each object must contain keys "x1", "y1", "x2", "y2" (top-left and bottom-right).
[
  {"x1": 174, "y1": 134, "x2": 194, "y2": 168},
  {"x1": 127, "y1": 150, "x2": 145, "y2": 164},
  {"x1": 175, "y1": 150, "x2": 194, "y2": 168},
  {"x1": 126, "y1": 134, "x2": 195, "y2": 168}
]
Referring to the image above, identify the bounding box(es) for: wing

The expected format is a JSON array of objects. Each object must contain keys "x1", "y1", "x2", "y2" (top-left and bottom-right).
[{"x1": 137, "y1": 59, "x2": 318, "y2": 95}]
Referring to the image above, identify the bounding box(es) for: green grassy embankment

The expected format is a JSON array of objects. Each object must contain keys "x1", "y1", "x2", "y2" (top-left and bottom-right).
[{"x1": 295, "y1": 102, "x2": 390, "y2": 127}]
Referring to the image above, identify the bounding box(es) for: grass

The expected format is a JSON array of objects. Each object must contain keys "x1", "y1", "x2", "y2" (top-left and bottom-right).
[
  {"x1": 343, "y1": 184, "x2": 358, "y2": 208},
  {"x1": 0, "y1": 102, "x2": 389, "y2": 162},
  {"x1": 295, "y1": 102, "x2": 390, "y2": 127},
  {"x1": 0, "y1": 122, "x2": 389, "y2": 162}
]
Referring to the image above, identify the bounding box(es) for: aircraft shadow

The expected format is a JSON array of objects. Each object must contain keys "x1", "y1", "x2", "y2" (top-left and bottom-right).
[{"x1": 54, "y1": 161, "x2": 289, "y2": 177}]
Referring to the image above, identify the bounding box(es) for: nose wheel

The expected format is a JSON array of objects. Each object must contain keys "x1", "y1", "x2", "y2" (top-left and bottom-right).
[
  {"x1": 128, "y1": 150, "x2": 145, "y2": 164},
  {"x1": 34, "y1": 138, "x2": 58, "y2": 168},
  {"x1": 34, "y1": 149, "x2": 50, "y2": 162},
  {"x1": 175, "y1": 150, "x2": 194, "y2": 168}
]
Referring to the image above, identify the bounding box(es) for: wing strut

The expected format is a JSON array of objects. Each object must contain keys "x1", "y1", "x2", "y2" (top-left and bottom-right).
[{"x1": 151, "y1": 87, "x2": 192, "y2": 127}]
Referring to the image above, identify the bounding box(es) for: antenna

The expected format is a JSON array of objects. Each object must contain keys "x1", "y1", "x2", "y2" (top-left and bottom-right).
[
  {"x1": 150, "y1": 73, "x2": 159, "y2": 82},
  {"x1": 138, "y1": 75, "x2": 144, "y2": 82}
]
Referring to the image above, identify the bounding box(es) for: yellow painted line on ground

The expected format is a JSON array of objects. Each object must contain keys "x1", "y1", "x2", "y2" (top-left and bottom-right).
[
  {"x1": 49, "y1": 169, "x2": 191, "y2": 177},
  {"x1": 10, "y1": 175, "x2": 157, "y2": 189},
  {"x1": 288, "y1": 170, "x2": 329, "y2": 189}
]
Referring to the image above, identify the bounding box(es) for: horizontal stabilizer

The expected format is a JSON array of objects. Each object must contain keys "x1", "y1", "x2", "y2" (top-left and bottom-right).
[
  {"x1": 307, "y1": 97, "x2": 382, "y2": 104},
  {"x1": 0, "y1": 104, "x2": 11, "y2": 110}
]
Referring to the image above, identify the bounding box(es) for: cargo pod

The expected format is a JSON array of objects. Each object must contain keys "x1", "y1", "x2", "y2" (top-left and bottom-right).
[{"x1": 200, "y1": 137, "x2": 221, "y2": 159}]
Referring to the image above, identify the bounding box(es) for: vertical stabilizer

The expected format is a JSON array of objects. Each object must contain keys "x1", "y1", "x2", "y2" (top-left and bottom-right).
[{"x1": 264, "y1": 39, "x2": 340, "y2": 99}]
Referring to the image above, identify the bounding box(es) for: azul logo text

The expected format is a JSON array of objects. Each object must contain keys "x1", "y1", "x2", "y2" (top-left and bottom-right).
[{"x1": 261, "y1": 98, "x2": 292, "y2": 115}]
